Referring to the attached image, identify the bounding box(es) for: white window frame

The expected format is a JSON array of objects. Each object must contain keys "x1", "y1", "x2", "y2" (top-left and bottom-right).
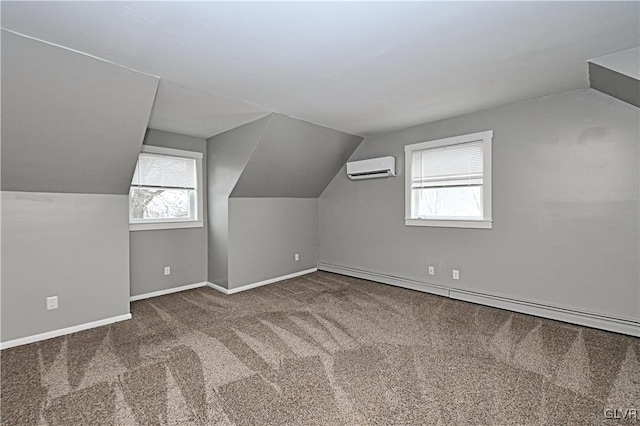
[
  {"x1": 129, "y1": 145, "x2": 204, "y2": 231},
  {"x1": 404, "y1": 130, "x2": 493, "y2": 229}
]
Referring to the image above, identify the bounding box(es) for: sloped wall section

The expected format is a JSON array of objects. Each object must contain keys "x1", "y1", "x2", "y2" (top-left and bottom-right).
[
  {"x1": 589, "y1": 48, "x2": 640, "y2": 108},
  {"x1": 231, "y1": 114, "x2": 363, "y2": 198},
  {"x1": 206, "y1": 115, "x2": 272, "y2": 286},
  {"x1": 1, "y1": 31, "x2": 159, "y2": 345},
  {"x1": 1, "y1": 30, "x2": 159, "y2": 194},
  {"x1": 207, "y1": 113, "x2": 363, "y2": 289}
]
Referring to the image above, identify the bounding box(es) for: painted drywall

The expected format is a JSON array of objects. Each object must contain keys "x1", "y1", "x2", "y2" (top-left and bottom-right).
[
  {"x1": 1, "y1": 30, "x2": 159, "y2": 194},
  {"x1": 1, "y1": 31, "x2": 158, "y2": 343},
  {"x1": 207, "y1": 113, "x2": 361, "y2": 287},
  {"x1": 1, "y1": 192, "x2": 130, "y2": 342},
  {"x1": 130, "y1": 228, "x2": 207, "y2": 296},
  {"x1": 3, "y1": 2, "x2": 638, "y2": 137},
  {"x1": 129, "y1": 129, "x2": 208, "y2": 297},
  {"x1": 231, "y1": 114, "x2": 363, "y2": 197},
  {"x1": 144, "y1": 128, "x2": 208, "y2": 153},
  {"x1": 319, "y1": 89, "x2": 639, "y2": 322},
  {"x1": 589, "y1": 62, "x2": 640, "y2": 108},
  {"x1": 590, "y1": 47, "x2": 640, "y2": 80},
  {"x1": 207, "y1": 116, "x2": 271, "y2": 286},
  {"x1": 228, "y1": 198, "x2": 318, "y2": 289}
]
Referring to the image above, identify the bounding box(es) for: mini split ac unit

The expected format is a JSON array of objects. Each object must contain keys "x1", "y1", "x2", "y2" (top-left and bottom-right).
[{"x1": 346, "y1": 156, "x2": 396, "y2": 180}]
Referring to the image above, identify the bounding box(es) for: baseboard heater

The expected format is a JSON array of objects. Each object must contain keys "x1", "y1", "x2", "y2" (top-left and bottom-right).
[{"x1": 317, "y1": 262, "x2": 640, "y2": 337}]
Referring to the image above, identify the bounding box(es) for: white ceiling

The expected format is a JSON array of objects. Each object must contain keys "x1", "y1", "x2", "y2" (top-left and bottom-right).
[{"x1": 2, "y1": 2, "x2": 638, "y2": 138}]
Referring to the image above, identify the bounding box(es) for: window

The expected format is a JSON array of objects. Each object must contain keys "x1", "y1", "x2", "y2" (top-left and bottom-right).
[
  {"x1": 129, "y1": 145, "x2": 204, "y2": 231},
  {"x1": 404, "y1": 131, "x2": 492, "y2": 229}
]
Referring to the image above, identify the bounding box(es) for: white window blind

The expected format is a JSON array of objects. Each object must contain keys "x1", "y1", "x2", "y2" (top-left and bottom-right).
[
  {"x1": 131, "y1": 153, "x2": 196, "y2": 190},
  {"x1": 129, "y1": 146, "x2": 204, "y2": 230},
  {"x1": 404, "y1": 130, "x2": 492, "y2": 227},
  {"x1": 129, "y1": 149, "x2": 202, "y2": 226},
  {"x1": 411, "y1": 141, "x2": 483, "y2": 189}
]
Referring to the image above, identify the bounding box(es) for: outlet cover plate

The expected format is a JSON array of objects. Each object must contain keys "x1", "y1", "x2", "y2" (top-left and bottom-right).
[{"x1": 47, "y1": 296, "x2": 58, "y2": 310}]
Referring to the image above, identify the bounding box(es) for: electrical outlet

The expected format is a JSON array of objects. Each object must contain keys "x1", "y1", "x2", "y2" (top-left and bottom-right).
[
  {"x1": 428, "y1": 266, "x2": 435, "y2": 276},
  {"x1": 294, "y1": 253, "x2": 300, "y2": 262},
  {"x1": 164, "y1": 266, "x2": 171, "y2": 276},
  {"x1": 47, "y1": 296, "x2": 58, "y2": 310},
  {"x1": 452, "y1": 270, "x2": 460, "y2": 280}
]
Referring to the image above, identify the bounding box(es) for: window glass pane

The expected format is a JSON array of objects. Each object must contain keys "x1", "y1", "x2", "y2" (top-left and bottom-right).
[
  {"x1": 405, "y1": 131, "x2": 491, "y2": 225},
  {"x1": 129, "y1": 187, "x2": 193, "y2": 220},
  {"x1": 132, "y1": 154, "x2": 196, "y2": 189},
  {"x1": 412, "y1": 186, "x2": 482, "y2": 218}
]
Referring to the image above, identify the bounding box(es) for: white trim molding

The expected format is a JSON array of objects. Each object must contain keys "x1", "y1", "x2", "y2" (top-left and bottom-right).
[
  {"x1": 0, "y1": 313, "x2": 132, "y2": 350},
  {"x1": 207, "y1": 282, "x2": 230, "y2": 294},
  {"x1": 130, "y1": 220, "x2": 204, "y2": 231},
  {"x1": 318, "y1": 263, "x2": 640, "y2": 337},
  {"x1": 404, "y1": 218, "x2": 493, "y2": 229},
  {"x1": 404, "y1": 130, "x2": 493, "y2": 229},
  {"x1": 130, "y1": 282, "x2": 208, "y2": 301},
  {"x1": 129, "y1": 144, "x2": 204, "y2": 232},
  {"x1": 208, "y1": 268, "x2": 318, "y2": 295},
  {"x1": 140, "y1": 144, "x2": 203, "y2": 159}
]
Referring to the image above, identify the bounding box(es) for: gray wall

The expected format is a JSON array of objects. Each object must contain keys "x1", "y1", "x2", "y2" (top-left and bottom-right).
[
  {"x1": 590, "y1": 47, "x2": 640, "y2": 80},
  {"x1": 228, "y1": 198, "x2": 319, "y2": 289},
  {"x1": 319, "y1": 89, "x2": 639, "y2": 322},
  {"x1": 1, "y1": 32, "x2": 157, "y2": 343},
  {"x1": 1, "y1": 192, "x2": 131, "y2": 341},
  {"x1": 129, "y1": 129, "x2": 208, "y2": 297},
  {"x1": 589, "y1": 62, "x2": 640, "y2": 108},
  {"x1": 207, "y1": 114, "x2": 361, "y2": 288},
  {"x1": 1, "y1": 30, "x2": 158, "y2": 194},
  {"x1": 207, "y1": 116, "x2": 271, "y2": 286},
  {"x1": 231, "y1": 114, "x2": 363, "y2": 197}
]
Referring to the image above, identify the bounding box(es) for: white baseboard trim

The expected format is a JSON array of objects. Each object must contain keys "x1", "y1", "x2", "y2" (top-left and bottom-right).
[
  {"x1": 207, "y1": 281, "x2": 230, "y2": 294},
  {"x1": 318, "y1": 263, "x2": 640, "y2": 337},
  {"x1": 0, "y1": 313, "x2": 132, "y2": 350},
  {"x1": 208, "y1": 268, "x2": 318, "y2": 295},
  {"x1": 130, "y1": 282, "x2": 208, "y2": 302}
]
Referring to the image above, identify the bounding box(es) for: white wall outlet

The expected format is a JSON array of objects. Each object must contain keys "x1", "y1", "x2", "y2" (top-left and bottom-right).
[
  {"x1": 164, "y1": 266, "x2": 171, "y2": 276},
  {"x1": 452, "y1": 270, "x2": 460, "y2": 280},
  {"x1": 294, "y1": 253, "x2": 300, "y2": 262},
  {"x1": 47, "y1": 296, "x2": 58, "y2": 310},
  {"x1": 428, "y1": 266, "x2": 435, "y2": 276}
]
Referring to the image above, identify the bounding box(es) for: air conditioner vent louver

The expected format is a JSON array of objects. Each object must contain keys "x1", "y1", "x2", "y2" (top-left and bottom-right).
[{"x1": 346, "y1": 156, "x2": 396, "y2": 180}]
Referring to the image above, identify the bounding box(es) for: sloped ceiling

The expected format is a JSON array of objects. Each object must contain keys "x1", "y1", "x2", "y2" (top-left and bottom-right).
[
  {"x1": 1, "y1": 2, "x2": 638, "y2": 138},
  {"x1": 230, "y1": 114, "x2": 363, "y2": 198},
  {"x1": 207, "y1": 116, "x2": 272, "y2": 200},
  {"x1": 588, "y1": 48, "x2": 639, "y2": 107},
  {"x1": 590, "y1": 48, "x2": 640, "y2": 80},
  {"x1": 1, "y1": 30, "x2": 159, "y2": 194}
]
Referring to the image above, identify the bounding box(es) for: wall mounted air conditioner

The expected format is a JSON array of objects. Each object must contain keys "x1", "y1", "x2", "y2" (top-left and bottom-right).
[{"x1": 346, "y1": 156, "x2": 396, "y2": 180}]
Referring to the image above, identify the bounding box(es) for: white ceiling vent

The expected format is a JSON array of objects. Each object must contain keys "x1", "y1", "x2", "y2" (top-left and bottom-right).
[{"x1": 346, "y1": 156, "x2": 396, "y2": 180}]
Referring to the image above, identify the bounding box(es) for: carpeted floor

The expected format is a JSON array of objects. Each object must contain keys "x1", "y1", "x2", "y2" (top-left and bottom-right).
[{"x1": 1, "y1": 271, "x2": 638, "y2": 425}]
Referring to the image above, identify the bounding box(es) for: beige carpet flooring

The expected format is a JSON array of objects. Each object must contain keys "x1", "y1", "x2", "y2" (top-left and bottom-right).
[{"x1": 1, "y1": 271, "x2": 639, "y2": 425}]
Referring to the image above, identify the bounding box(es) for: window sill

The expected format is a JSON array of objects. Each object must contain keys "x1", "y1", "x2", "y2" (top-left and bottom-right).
[
  {"x1": 405, "y1": 218, "x2": 492, "y2": 229},
  {"x1": 129, "y1": 221, "x2": 204, "y2": 232}
]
